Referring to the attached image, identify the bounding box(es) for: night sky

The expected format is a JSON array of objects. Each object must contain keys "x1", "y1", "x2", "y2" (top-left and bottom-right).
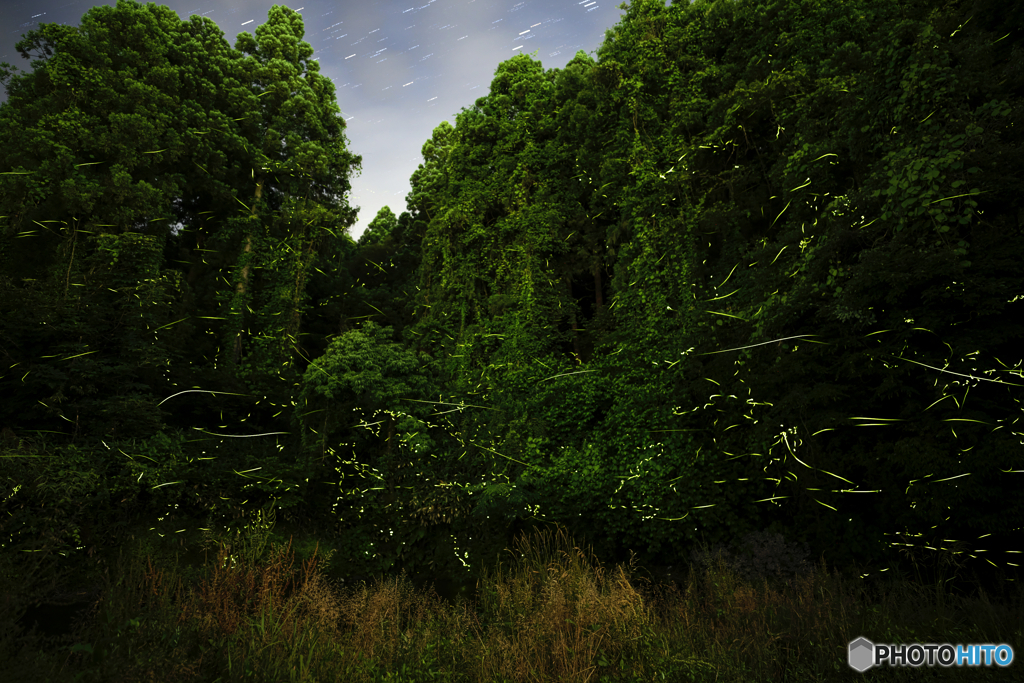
[{"x1": 1, "y1": 0, "x2": 676, "y2": 241}]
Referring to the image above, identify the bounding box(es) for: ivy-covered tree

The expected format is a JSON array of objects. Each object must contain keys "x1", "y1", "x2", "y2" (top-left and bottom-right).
[{"x1": 404, "y1": 0, "x2": 1024, "y2": 583}]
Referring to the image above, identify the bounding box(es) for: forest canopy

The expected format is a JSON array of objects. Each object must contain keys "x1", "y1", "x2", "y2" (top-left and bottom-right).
[{"x1": 1, "y1": 0, "x2": 1022, "y2": 591}]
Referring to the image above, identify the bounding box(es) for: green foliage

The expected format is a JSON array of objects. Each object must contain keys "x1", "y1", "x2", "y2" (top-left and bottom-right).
[
  {"x1": 0, "y1": 1, "x2": 363, "y2": 579},
  {"x1": 1, "y1": 0, "x2": 1023, "y2": 606},
  {"x1": 0, "y1": 227, "x2": 179, "y2": 440},
  {"x1": 292, "y1": 320, "x2": 479, "y2": 582},
  {"x1": 359, "y1": 206, "x2": 398, "y2": 247},
  {"x1": 404, "y1": 0, "x2": 1024, "y2": 580},
  {"x1": 0, "y1": 0, "x2": 361, "y2": 431},
  {"x1": 294, "y1": 320, "x2": 436, "y2": 457}
]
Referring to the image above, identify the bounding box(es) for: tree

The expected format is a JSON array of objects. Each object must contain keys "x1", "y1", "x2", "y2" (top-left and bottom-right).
[
  {"x1": 405, "y1": 121, "x2": 455, "y2": 225},
  {"x1": 402, "y1": 0, "x2": 1024, "y2": 582},
  {"x1": 358, "y1": 206, "x2": 398, "y2": 246},
  {"x1": 214, "y1": 4, "x2": 362, "y2": 406},
  {"x1": 0, "y1": 2, "x2": 366, "y2": 561},
  {"x1": 0, "y1": 0, "x2": 247, "y2": 439},
  {"x1": 3, "y1": 0, "x2": 1022, "y2": 597},
  {"x1": 0, "y1": 1, "x2": 362, "y2": 437},
  {"x1": 295, "y1": 321, "x2": 434, "y2": 458},
  {"x1": 293, "y1": 320, "x2": 455, "y2": 578}
]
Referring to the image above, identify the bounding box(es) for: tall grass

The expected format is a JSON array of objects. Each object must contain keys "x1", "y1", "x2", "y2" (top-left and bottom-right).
[{"x1": 2, "y1": 521, "x2": 1021, "y2": 682}]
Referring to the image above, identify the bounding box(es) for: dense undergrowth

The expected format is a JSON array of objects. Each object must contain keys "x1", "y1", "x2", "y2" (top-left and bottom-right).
[{"x1": 2, "y1": 518, "x2": 1021, "y2": 682}]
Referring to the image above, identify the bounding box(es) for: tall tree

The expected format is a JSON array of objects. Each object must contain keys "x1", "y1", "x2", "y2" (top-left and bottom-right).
[
  {"x1": 402, "y1": 0, "x2": 1024, "y2": 582},
  {"x1": 415, "y1": 55, "x2": 569, "y2": 373},
  {"x1": 0, "y1": 0, "x2": 249, "y2": 439},
  {"x1": 0, "y1": 0, "x2": 361, "y2": 438},
  {"x1": 405, "y1": 121, "x2": 455, "y2": 225},
  {"x1": 216, "y1": 4, "x2": 361, "y2": 404}
]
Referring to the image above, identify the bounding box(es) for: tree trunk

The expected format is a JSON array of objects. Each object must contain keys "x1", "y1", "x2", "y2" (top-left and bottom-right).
[
  {"x1": 567, "y1": 277, "x2": 581, "y2": 359},
  {"x1": 572, "y1": 317, "x2": 581, "y2": 360},
  {"x1": 232, "y1": 177, "x2": 263, "y2": 364},
  {"x1": 286, "y1": 205, "x2": 315, "y2": 350},
  {"x1": 185, "y1": 230, "x2": 205, "y2": 289}
]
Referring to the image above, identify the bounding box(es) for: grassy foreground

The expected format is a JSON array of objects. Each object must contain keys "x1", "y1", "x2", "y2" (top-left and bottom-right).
[{"x1": 1, "y1": 521, "x2": 1021, "y2": 682}]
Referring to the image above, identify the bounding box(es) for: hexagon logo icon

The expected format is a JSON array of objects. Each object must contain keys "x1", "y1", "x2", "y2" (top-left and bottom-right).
[{"x1": 849, "y1": 637, "x2": 875, "y2": 672}]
